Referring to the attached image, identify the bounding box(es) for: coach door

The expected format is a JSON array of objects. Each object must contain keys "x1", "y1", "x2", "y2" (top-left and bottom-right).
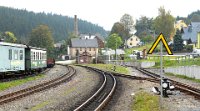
[{"x1": 25, "y1": 48, "x2": 31, "y2": 71}]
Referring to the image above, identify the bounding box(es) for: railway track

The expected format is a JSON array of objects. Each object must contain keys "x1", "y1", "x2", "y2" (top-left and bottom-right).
[
  {"x1": 0, "y1": 65, "x2": 76, "y2": 105},
  {"x1": 74, "y1": 66, "x2": 116, "y2": 111},
  {"x1": 135, "y1": 67, "x2": 200, "y2": 99}
]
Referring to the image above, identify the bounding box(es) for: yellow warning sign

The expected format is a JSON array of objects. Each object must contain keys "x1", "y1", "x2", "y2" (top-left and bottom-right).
[{"x1": 147, "y1": 33, "x2": 173, "y2": 55}]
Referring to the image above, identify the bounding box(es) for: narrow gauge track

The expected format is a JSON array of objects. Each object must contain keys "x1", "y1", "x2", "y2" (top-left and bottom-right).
[
  {"x1": 0, "y1": 68, "x2": 51, "y2": 82},
  {"x1": 135, "y1": 67, "x2": 200, "y2": 99},
  {"x1": 0, "y1": 65, "x2": 76, "y2": 105},
  {"x1": 74, "y1": 66, "x2": 116, "y2": 111}
]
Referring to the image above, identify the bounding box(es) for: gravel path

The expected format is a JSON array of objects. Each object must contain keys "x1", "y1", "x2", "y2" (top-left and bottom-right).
[
  {"x1": 104, "y1": 67, "x2": 159, "y2": 111},
  {"x1": 0, "y1": 65, "x2": 68, "y2": 96},
  {"x1": 146, "y1": 68, "x2": 200, "y2": 111},
  {"x1": 0, "y1": 66, "x2": 101, "y2": 111},
  {"x1": 103, "y1": 67, "x2": 200, "y2": 111},
  {"x1": 104, "y1": 76, "x2": 158, "y2": 111}
]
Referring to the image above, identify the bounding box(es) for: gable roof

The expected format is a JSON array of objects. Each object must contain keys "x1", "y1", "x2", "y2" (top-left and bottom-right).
[
  {"x1": 127, "y1": 35, "x2": 140, "y2": 41},
  {"x1": 71, "y1": 38, "x2": 98, "y2": 48},
  {"x1": 182, "y1": 22, "x2": 200, "y2": 42}
]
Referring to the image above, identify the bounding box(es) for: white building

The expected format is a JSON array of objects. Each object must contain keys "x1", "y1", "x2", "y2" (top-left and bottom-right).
[{"x1": 126, "y1": 35, "x2": 141, "y2": 48}]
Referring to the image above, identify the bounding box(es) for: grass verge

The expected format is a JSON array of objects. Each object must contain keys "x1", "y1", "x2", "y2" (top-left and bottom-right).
[
  {"x1": 0, "y1": 74, "x2": 44, "y2": 91},
  {"x1": 84, "y1": 64, "x2": 129, "y2": 74},
  {"x1": 166, "y1": 72, "x2": 200, "y2": 83},
  {"x1": 132, "y1": 91, "x2": 159, "y2": 111}
]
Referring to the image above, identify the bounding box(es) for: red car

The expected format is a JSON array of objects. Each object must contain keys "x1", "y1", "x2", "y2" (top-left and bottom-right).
[{"x1": 47, "y1": 58, "x2": 55, "y2": 68}]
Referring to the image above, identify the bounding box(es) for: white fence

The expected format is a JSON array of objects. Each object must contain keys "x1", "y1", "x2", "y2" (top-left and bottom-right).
[{"x1": 164, "y1": 66, "x2": 200, "y2": 79}]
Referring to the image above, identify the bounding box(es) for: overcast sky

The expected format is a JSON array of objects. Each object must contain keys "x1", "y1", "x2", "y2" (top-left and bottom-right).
[{"x1": 0, "y1": 0, "x2": 199, "y2": 31}]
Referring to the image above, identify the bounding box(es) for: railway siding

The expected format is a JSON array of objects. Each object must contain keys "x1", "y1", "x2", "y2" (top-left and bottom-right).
[
  {"x1": 0, "y1": 65, "x2": 68, "y2": 96},
  {"x1": 0, "y1": 66, "x2": 101, "y2": 111}
]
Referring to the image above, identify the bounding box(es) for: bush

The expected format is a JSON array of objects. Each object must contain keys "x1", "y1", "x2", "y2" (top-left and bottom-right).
[{"x1": 184, "y1": 45, "x2": 193, "y2": 52}]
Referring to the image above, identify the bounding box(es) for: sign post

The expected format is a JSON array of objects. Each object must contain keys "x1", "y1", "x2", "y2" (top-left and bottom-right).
[
  {"x1": 147, "y1": 33, "x2": 173, "y2": 109},
  {"x1": 160, "y1": 40, "x2": 163, "y2": 109}
]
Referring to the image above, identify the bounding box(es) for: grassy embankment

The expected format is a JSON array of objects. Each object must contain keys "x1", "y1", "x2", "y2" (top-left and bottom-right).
[
  {"x1": 132, "y1": 91, "x2": 159, "y2": 111},
  {"x1": 151, "y1": 58, "x2": 200, "y2": 67},
  {"x1": 0, "y1": 74, "x2": 44, "y2": 91},
  {"x1": 125, "y1": 42, "x2": 200, "y2": 67},
  {"x1": 84, "y1": 64, "x2": 129, "y2": 74}
]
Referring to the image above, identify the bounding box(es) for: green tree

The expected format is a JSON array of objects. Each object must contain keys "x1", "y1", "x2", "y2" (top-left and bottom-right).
[
  {"x1": 140, "y1": 35, "x2": 154, "y2": 44},
  {"x1": 0, "y1": 31, "x2": 17, "y2": 43},
  {"x1": 106, "y1": 33, "x2": 123, "y2": 50},
  {"x1": 135, "y1": 16, "x2": 154, "y2": 37},
  {"x1": 110, "y1": 22, "x2": 130, "y2": 41},
  {"x1": 154, "y1": 6, "x2": 175, "y2": 40},
  {"x1": 190, "y1": 14, "x2": 200, "y2": 22},
  {"x1": 29, "y1": 25, "x2": 54, "y2": 57},
  {"x1": 173, "y1": 30, "x2": 183, "y2": 51},
  {"x1": 120, "y1": 14, "x2": 136, "y2": 35}
]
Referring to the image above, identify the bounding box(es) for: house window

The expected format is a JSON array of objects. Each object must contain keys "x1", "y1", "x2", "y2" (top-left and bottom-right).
[
  {"x1": 9, "y1": 49, "x2": 12, "y2": 60},
  {"x1": 89, "y1": 48, "x2": 91, "y2": 51},
  {"x1": 136, "y1": 38, "x2": 138, "y2": 41},
  {"x1": 93, "y1": 48, "x2": 95, "y2": 51},
  {"x1": 130, "y1": 43, "x2": 132, "y2": 46},
  {"x1": 130, "y1": 38, "x2": 133, "y2": 41}
]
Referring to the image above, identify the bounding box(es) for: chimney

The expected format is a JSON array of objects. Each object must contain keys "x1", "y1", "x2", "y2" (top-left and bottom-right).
[{"x1": 74, "y1": 15, "x2": 78, "y2": 37}]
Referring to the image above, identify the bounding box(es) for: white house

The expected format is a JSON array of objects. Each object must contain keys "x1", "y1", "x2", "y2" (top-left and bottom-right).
[{"x1": 126, "y1": 35, "x2": 141, "y2": 48}]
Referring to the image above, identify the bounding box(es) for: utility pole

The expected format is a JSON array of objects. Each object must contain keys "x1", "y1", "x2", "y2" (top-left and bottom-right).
[
  {"x1": 95, "y1": 50, "x2": 97, "y2": 64},
  {"x1": 115, "y1": 39, "x2": 117, "y2": 65},
  {"x1": 153, "y1": 30, "x2": 155, "y2": 41},
  {"x1": 160, "y1": 40, "x2": 163, "y2": 109}
]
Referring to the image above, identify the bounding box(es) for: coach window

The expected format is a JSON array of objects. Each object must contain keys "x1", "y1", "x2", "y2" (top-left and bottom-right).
[
  {"x1": 31, "y1": 52, "x2": 33, "y2": 60},
  {"x1": 37, "y1": 52, "x2": 39, "y2": 60},
  {"x1": 38, "y1": 52, "x2": 39, "y2": 60},
  {"x1": 14, "y1": 50, "x2": 18, "y2": 60},
  {"x1": 20, "y1": 50, "x2": 23, "y2": 60},
  {"x1": 40, "y1": 52, "x2": 41, "y2": 60},
  {"x1": 41, "y1": 53, "x2": 43, "y2": 60},
  {"x1": 34, "y1": 52, "x2": 35, "y2": 60},
  {"x1": 9, "y1": 49, "x2": 12, "y2": 60},
  {"x1": 37, "y1": 52, "x2": 38, "y2": 60}
]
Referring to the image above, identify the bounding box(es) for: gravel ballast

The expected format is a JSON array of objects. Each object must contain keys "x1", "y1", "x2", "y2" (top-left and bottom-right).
[
  {"x1": 0, "y1": 65, "x2": 69, "y2": 96},
  {"x1": 0, "y1": 66, "x2": 101, "y2": 111},
  {"x1": 104, "y1": 67, "x2": 200, "y2": 111}
]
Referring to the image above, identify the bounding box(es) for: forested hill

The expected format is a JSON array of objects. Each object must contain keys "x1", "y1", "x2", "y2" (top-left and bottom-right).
[{"x1": 0, "y1": 6, "x2": 107, "y2": 42}]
